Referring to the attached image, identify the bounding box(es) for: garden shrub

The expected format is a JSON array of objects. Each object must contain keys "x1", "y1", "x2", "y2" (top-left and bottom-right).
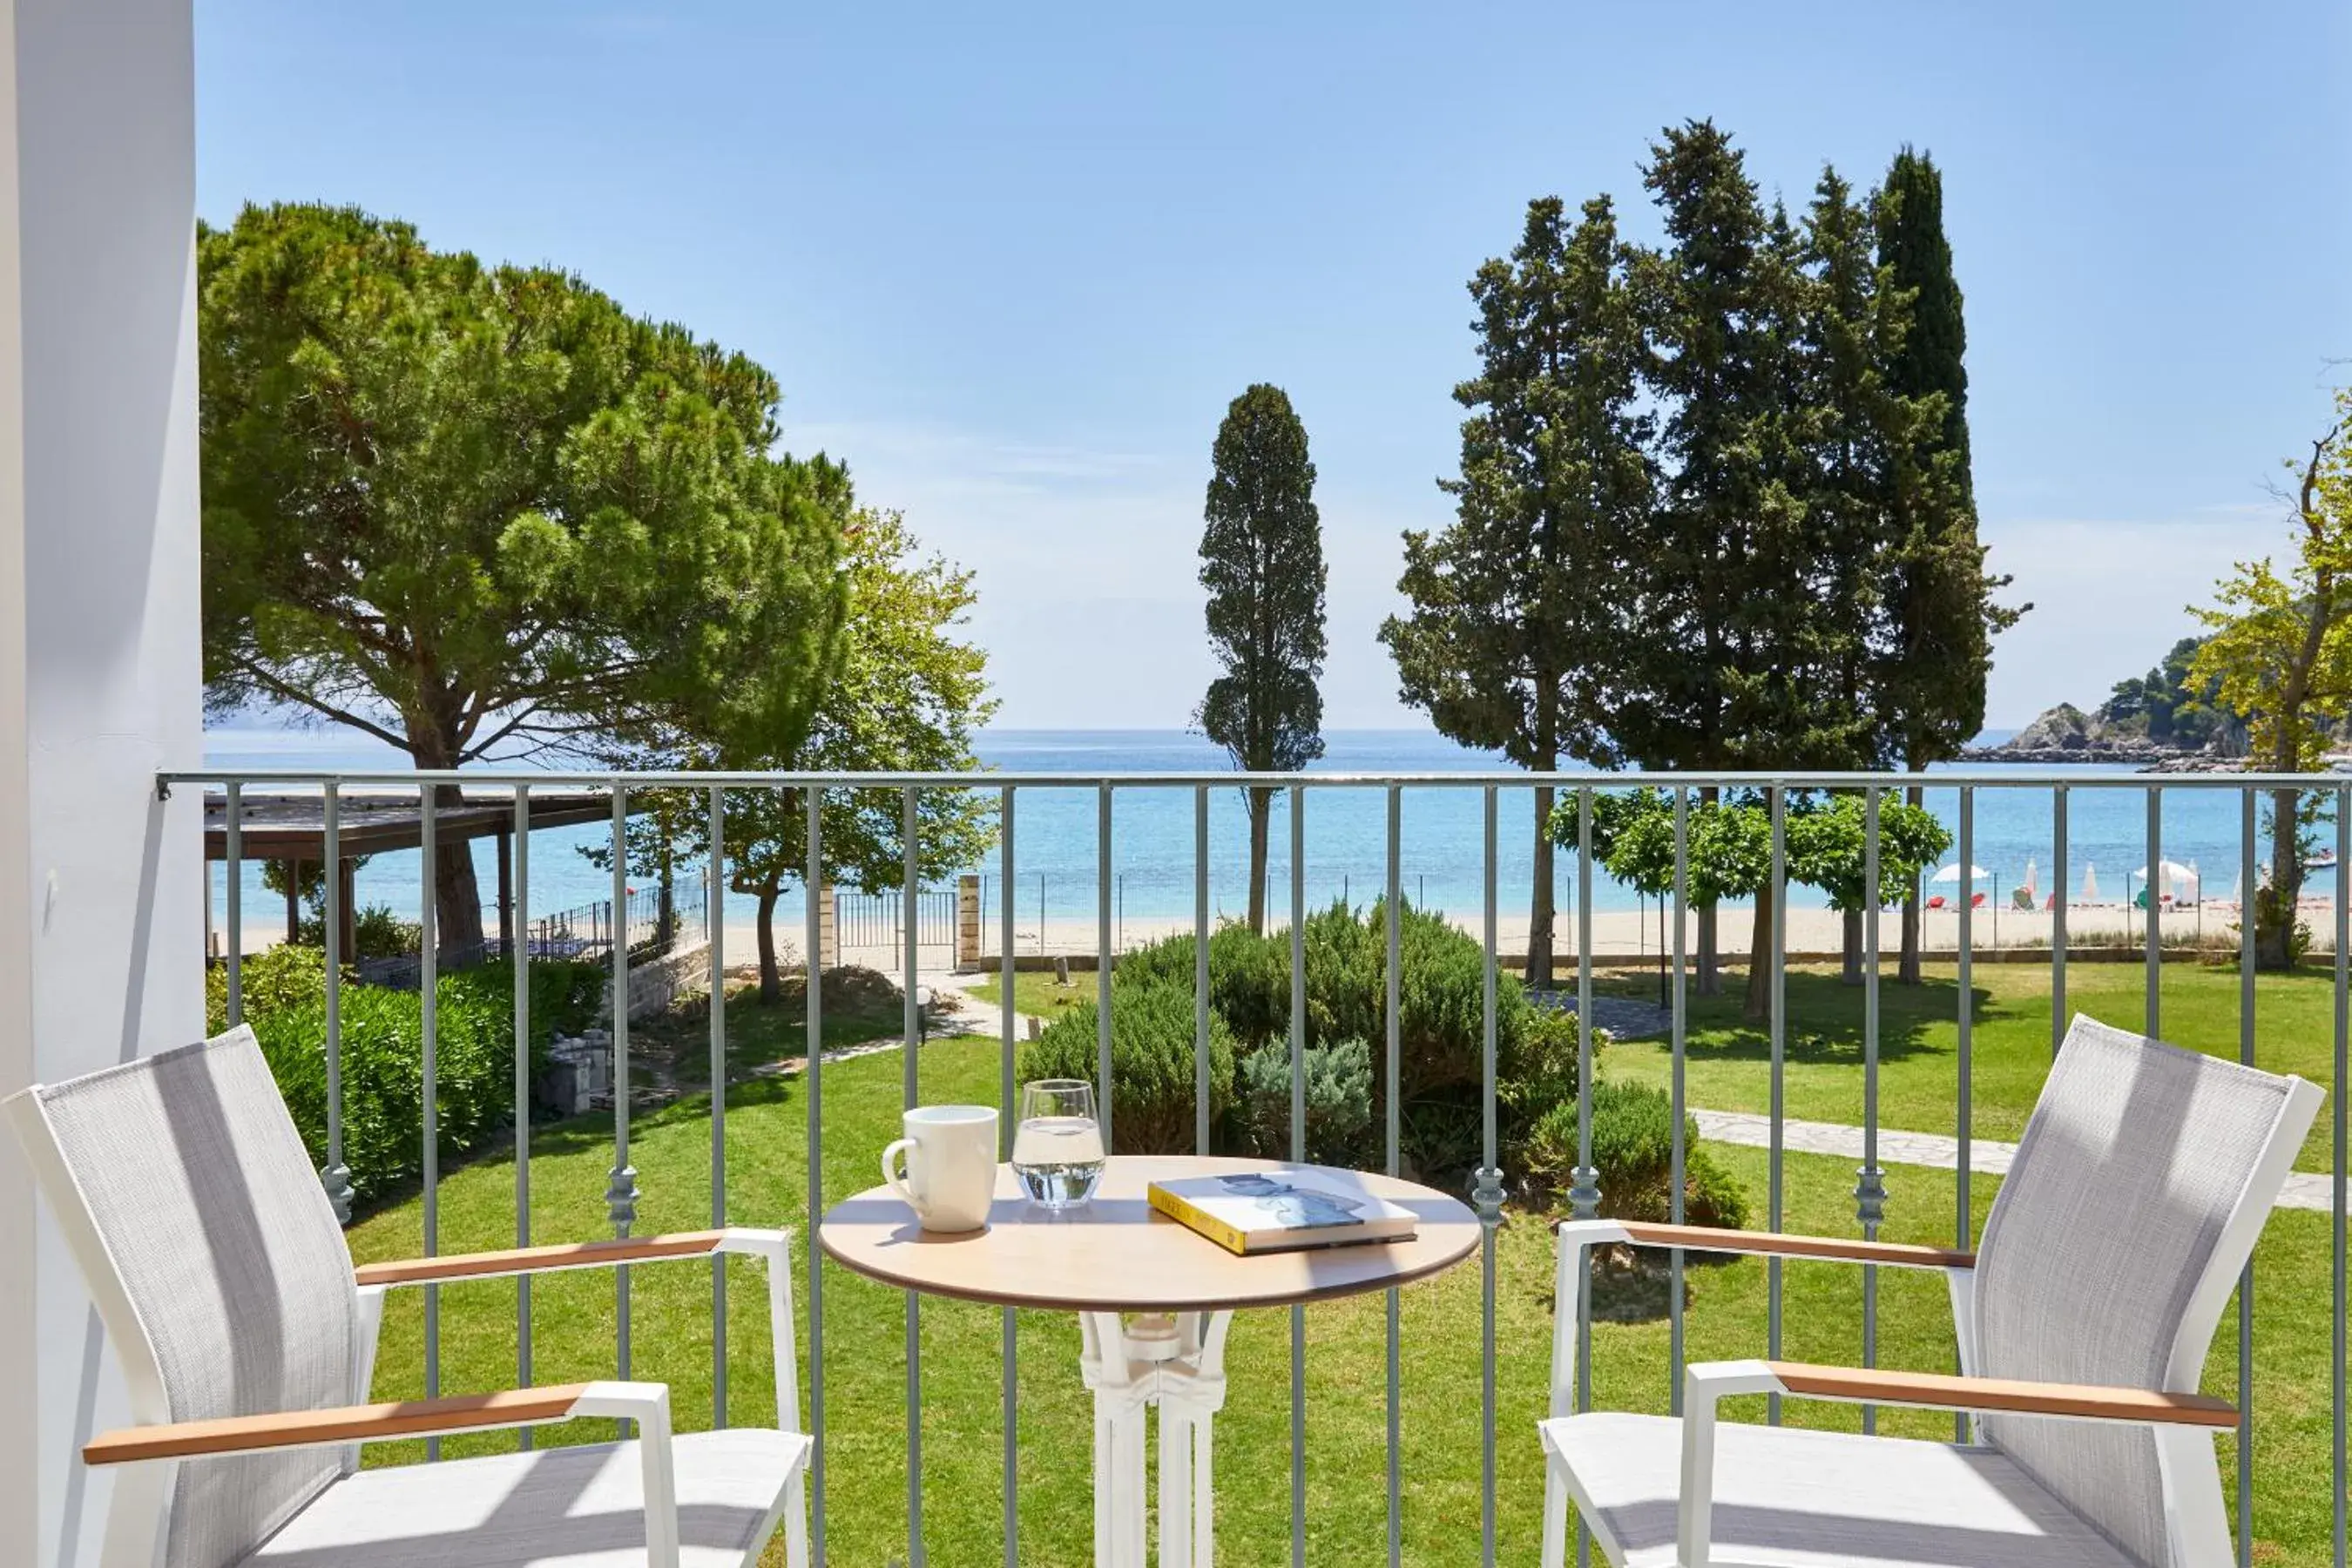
[
  {"x1": 1523, "y1": 1079, "x2": 1747, "y2": 1230},
  {"x1": 1234, "y1": 1037, "x2": 1375, "y2": 1169},
  {"x1": 1050, "y1": 900, "x2": 1596, "y2": 1182},
  {"x1": 1115, "y1": 924, "x2": 1289, "y2": 1048},
  {"x1": 206, "y1": 942, "x2": 343, "y2": 1033},
  {"x1": 1021, "y1": 981, "x2": 1237, "y2": 1154},
  {"x1": 207, "y1": 947, "x2": 605, "y2": 1209}
]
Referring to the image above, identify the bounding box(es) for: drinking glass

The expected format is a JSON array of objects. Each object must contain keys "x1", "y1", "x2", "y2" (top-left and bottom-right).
[{"x1": 1012, "y1": 1078, "x2": 1105, "y2": 1209}]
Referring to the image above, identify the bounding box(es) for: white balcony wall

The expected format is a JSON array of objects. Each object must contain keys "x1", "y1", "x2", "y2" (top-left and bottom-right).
[{"x1": 0, "y1": 1, "x2": 204, "y2": 1564}]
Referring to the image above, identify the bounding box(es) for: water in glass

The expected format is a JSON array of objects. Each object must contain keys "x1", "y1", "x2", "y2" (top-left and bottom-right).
[{"x1": 1013, "y1": 1078, "x2": 1105, "y2": 1208}]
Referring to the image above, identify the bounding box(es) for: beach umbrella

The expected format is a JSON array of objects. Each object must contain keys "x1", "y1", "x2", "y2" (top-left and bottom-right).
[
  {"x1": 2022, "y1": 856, "x2": 2038, "y2": 897},
  {"x1": 2132, "y1": 861, "x2": 2195, "y2": 882},
  {"x1": 1931, "y1": 862, "x2": 1991, "y2": 883},
  {"x1": 2083, "y1": 862, "x2": 2099, "y2": 902}
]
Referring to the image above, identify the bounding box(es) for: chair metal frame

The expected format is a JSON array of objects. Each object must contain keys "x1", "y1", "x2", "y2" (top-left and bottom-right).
[
  {"x1": 6, "y1": 1051, "x2": 810, "y2": 1568},
  {"x1": 1539, "y1": 1063, "x2": 2322, "y2": 1568}
]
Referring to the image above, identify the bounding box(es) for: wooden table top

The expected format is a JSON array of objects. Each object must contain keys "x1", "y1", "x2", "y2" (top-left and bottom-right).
[{"x1": 818, "y1": 1155, "x2": 1482, "y2": 1314}]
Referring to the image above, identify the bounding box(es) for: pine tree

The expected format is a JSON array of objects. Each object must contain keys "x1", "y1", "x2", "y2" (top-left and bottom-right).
[
  {"x1": 1382, "y1": 196, "x2": 1652, "y2": 986},
  {"x1": 1874, "y1": 148, "x2": 2020, "y2": 982},
  {"x1": 1198, "y1": 385, "x2": 1328, "y2": 934}
]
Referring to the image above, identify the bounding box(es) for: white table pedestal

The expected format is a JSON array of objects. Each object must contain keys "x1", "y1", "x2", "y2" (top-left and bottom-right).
[{"x1": 1079, "y1": 1310, "x2": 1234, "y2": 1568}]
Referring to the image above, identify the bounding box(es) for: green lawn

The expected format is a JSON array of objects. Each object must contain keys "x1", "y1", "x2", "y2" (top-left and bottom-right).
[
  {"x1": 350, "y1": 1027, "x2": 2344, "y2": 1568},
  {"x1": 1598, "y1": 957, "x2": 2346, "y2": 1169},
  {"x1": 965, "y1": 969, "x2": 1098, "y2": 1024}
]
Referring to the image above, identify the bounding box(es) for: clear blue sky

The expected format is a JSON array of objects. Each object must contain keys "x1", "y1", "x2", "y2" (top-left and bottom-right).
[{"x1": 194, "y1": 0, "x2": 2352, "y2": 732}]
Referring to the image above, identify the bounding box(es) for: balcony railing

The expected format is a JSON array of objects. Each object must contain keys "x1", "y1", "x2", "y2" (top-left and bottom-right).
[{"x1": 161, "y1": 765, "x2": 2352, "y2": 1568}]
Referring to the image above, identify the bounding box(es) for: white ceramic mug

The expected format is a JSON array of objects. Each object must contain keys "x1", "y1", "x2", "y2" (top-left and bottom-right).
[{"x1": 882, "y1": 1105, "x2": 999, "y2": 1233}]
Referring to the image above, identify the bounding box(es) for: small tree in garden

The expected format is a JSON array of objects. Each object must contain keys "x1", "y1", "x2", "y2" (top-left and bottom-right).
[
  {"x1": 591, "y1": 510, "x2": 995, "y2": 1001},
  {"x1": 1566, "y1": 790, "x2": 1950, "y2": 1018},
  {"x1": 1198, "y1": 384, "x2": 1328, "y2": 935},
  {"x1": 2191, "y1": 391, "x2": 2352, "y2": 968}
]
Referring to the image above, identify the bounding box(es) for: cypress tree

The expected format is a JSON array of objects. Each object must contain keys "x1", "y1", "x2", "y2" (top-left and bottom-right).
[
  {"x1": 1875, "y1": 148, "x2": 2020, "y2": 982},
  {"x1": 1198, "y1": 384, "x2": 1328, "y2": 935}
]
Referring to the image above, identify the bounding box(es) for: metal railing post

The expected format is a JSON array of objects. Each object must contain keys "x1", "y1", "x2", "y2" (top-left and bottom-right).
[
  {"x1": 1385, "y1": 782, "x2": 1404, "y2": 1568},
  {"x1": 607, "y1": 786, "x2": 638, "y2": 1431},
  {"x1": 1956, "y1": 786, "x2": 1974, "y2": 1443},
  {"x1": 1477, "y1": 784, "x2": 1504, "y2": 1568},
  {"x1": 802, "y1": 786, "x2": 828, "y2": 1565},
  {"x1": 1197, "y1": 786, "x2": 1212, "y2": 1155},
  {"x1": 1668, "y1": 786, "x2": 1687, "y2": 1411},
  {"x1": 514, "y1": 783, "x2": 533, "y2": 1450},
  {"x1": 2146, "y1": 785, "x2": 2162, "y2": 1037},
  {"x1": 902, "y1": 785, "x2": 925, "y2": 1568},
  {"x1": 1289, "y1": 785, "x2": 1309, "y2": 1568},
  {"x1": 1098, "y1": 784, "x2": 1113, "y2": 1147},
  {"x1": 1859, "y1": 785, "x2": 1884, "y2": 1434},
  {"x1": 2052, "y1": 785, "x2": 2069, "y2": 1055},
  {"x1": 999, "y1": 785, "x2": 1018, "y2": 1568},
  {"x1": 322, "y1": 782, "x2": 350, "y2": 1222},
  {"x1": 421, "y1": 787, "x2": 441, "y2": 1458},
  {"x1": 1767, "y1": 785, "x2": 1787, "y2": 1428},
  {"x1": 709, "y1": 784, "x2": 728, "y2": 1428},
  {"x1": 224, "y1": 782, "x2": 241, "y2": 1025}
]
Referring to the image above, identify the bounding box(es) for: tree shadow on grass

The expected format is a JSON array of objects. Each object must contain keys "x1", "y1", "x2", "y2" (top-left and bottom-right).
[{"x1": 1595, "y1": 967, "x2": 2031, "y2": 1069}]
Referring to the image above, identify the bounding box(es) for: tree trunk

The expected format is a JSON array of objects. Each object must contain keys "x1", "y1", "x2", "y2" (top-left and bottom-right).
[
  {"x1": 1529, "y1": 785, "x2": 1556, "y2": 990},
  {"x1": 1742, "y1": 896, "x2": 1774, "y2": 1021},
  {"x1": 755, "y1": 882, "x2": 781, "y2": 1004},
  {"x1": 408, "y1": 724, "x2": 487, "y2": 958},
  {"x1": 2259, "y1": 784, "x2": 2303, "y2": 970},
  {"x1": 1898, "y1": 781, "x2": 1923, "y2": 984},
  {"x1": 1842, "y1": 908, "x2": 1863, "y2": 985},
  {"x1": 429, "y1": 781, "x2": 485, "y2": 958},
  {"x1": 1247, "y1": 787, "x2": 1271, "y2": 936}
]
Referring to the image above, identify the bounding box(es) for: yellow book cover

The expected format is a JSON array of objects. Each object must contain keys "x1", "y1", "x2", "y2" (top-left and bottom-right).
[{"x1": 1147, "y1": 1169, "x2": 1416, "y2": 1256}]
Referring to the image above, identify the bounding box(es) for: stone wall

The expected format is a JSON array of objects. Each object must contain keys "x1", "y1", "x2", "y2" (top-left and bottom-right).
[{"x1": 607, "y1": 936, "x2": 713, "y2": 1022}]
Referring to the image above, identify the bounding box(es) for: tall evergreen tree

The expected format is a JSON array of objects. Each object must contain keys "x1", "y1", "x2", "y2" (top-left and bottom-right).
[
  {"x1": 1616, "y1": 121, "x2": 1857, "y2": 994},
  {"x1": 1874, "y1": 148, "x2": 2018, "y2": 982},
  {"x1": 1382, "y1": 196, "x2": 1653, "y2": 986},
  {"x1": 1198, "y1": 384, "x2": 1328, "y2": 934}
]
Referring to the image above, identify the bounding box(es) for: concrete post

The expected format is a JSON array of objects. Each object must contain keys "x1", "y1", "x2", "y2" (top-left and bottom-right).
[
  {"x1": 815, "y1": 882, "x2": 838, "y2": 973},
  {"x1": 956, "y1": 874, "x2": 981, "y2": 971}
]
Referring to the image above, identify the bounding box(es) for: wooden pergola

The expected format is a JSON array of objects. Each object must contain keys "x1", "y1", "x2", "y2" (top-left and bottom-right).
[{"x1": 202, "y1": 790, "x2": 635, "y2": 951}]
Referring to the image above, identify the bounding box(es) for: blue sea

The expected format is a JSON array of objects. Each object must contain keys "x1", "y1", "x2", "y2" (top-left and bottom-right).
[{"x1": 200, "y1": 725, "x2": 2283, "y2": 943}]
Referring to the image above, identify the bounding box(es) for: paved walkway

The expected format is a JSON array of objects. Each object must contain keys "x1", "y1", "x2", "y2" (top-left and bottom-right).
[{"x1": 1693, "y1": 1107, "x2": 2336, "y2": 1213}]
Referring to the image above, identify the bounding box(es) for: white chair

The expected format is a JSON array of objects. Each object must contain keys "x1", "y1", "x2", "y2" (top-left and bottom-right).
[
  {"x1": 1539, "y1": 1015, "x2": 2321, "y2": 1568},
  {"x1": 6, "y1": 1024, "x2": 811, "y2": 1568}
]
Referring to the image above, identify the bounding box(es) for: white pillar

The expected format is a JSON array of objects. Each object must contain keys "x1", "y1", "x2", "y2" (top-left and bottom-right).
[{"x1": 0, "y1": 3, "x2": 204, "y2": 1565}]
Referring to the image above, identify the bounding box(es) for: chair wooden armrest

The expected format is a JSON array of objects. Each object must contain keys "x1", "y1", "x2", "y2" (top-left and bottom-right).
[
  {"x1": 1761, "y1": 1360, "x2": 2237, "y2": 1427},
  {"x1": 1619, "y1": 1221, "x2": 1975, "y2": 1271},
  {"x1": 83, "y1": 1384, "x2": 598, "y2": 1463},
  {"x1": 354, "y1": 1229, "x2": 733, "y2": 1288}
]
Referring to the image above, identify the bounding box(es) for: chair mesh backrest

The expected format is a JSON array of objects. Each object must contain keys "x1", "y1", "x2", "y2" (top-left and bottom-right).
[
  {"x1": 1974, "y1": 1016, "x2": 2296, "y2": 1567},
  {"x1": 36, "y1": 1027, "x2": 359, "y2": 1568}
]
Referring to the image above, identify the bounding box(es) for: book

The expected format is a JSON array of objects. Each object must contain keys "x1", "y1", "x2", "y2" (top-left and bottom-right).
[{"x1": 1147, "y1": 1168, "x2": 1417, "y2": 1256}]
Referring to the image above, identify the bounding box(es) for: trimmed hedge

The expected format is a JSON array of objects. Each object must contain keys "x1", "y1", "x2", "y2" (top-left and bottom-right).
[
  {"x1": 1030, "y1": 902, "x2": 1600, "y2": 1185},
  {"x1": 1022, "y1": 981, "x2": 1239, "y2": 1154},
  {"x1": 1523, "y1": 1080, "x2": 1749, "y2": 1231},
  {"x1": 206, "y1": 944, "x2": 605, "y2": 1209}
]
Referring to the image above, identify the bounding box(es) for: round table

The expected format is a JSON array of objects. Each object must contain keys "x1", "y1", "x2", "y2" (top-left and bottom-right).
[{"x1": 820, "y1": 1154, "x2": 1480, "y2": 1568}]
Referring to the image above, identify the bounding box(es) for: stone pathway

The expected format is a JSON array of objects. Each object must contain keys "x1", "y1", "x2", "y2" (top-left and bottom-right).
[
  {"x1": 1693, "y1": 1107, "x2": 2335, "y2": 1213},
  {"x1": 1531, "y1": 991, "x2": 1672, "y2": 1039}
]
